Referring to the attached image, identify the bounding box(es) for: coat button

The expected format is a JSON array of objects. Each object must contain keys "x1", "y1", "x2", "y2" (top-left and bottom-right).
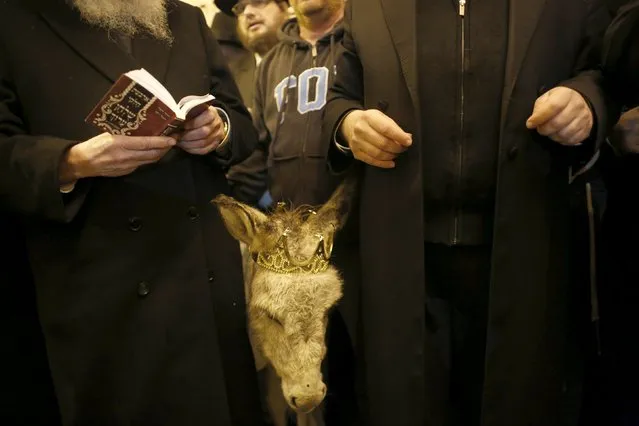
[
  {"x1": 129, "y1": 217, "x2": 142, "y2": 232},
  {"x1": 137, "y1": 281, "x2": 150, "y2": 297},
  {"x1": 187, "y1": 206, "x2": 199, "y2": 221},
  {"x1": 208, "y1": 272, "x2": 214, "y2": 283},
  {"x1": 507, "y1": 145, "x2": 519, "y2": 160}
]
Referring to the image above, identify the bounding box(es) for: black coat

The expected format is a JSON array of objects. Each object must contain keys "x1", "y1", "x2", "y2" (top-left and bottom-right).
[
  {"x1": 323, "y1": 1, "x2": 614, "y2": 425},
  {"x1": 211, "y1": 12, "x2": 257, "y2": 109},
  {"x1": 0, "y1": 211, "x2": 61, "y2": 425},
  {"x1": 0, "y1": 1, "x2": 263, "y2": 425}
]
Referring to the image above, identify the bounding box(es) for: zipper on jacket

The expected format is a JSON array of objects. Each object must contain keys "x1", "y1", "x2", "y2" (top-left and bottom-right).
[
  {"x1": 299, "y1": 45, "x2": 319, "y2": 196},
  {"x1": 453, "y1": 0, "x2": 466, "y2": 244},
  {"x1": 301, "y1": 44, "x2": 318, "y2": 160}
]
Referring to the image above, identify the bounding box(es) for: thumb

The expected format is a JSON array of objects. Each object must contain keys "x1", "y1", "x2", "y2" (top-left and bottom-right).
[
  {"x1": 526, "y1": 88, "x2": 565, "y2": 129},
  {"x1": 526, "y1": 91, "x2": 553, "y2": 129}
]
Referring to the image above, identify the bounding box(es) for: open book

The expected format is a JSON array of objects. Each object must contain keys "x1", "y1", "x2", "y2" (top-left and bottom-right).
[{"x1": 85, "y1": 68, "x2": 215, "y2": 137}]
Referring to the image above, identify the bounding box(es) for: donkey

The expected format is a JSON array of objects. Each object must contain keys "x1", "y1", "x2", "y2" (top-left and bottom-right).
[{"x1": 214, "y1": 176, "x2": 356, "y2": 425}]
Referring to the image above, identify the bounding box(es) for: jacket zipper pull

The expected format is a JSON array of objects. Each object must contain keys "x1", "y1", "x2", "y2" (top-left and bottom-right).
[
  {"x1": 311, "y1": 44, "x2": 318, "y2": 66},
  {"x1": 459, "y1": 0, "x2": 466, "y2": 16}
]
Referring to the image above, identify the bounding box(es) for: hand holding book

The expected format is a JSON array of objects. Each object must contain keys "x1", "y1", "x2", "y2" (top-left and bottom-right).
[
  {"x1": 59, "y1": 133, "x2": 176, "y2": 185},
  {"x1": 178, "y1": 106, "x2": 229, "y2": 155},
  {"x1": 85, "y1": 68, "x2": 217, "y2": 137}
]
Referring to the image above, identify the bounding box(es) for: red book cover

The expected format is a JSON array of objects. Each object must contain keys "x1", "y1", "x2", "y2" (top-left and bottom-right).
[{"x1": 85, "y1": 70, "x2": 214, "y2": 137}]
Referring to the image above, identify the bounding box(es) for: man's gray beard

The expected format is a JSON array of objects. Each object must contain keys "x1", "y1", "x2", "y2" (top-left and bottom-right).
[{"x1": 71, "y1": 0, "x2": 173, "y2": 43}]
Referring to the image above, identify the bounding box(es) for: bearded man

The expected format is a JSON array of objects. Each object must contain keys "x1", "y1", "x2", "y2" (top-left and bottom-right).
[
  {"x1": 0, "y1": 1, "x2": 264, "y2": 425},
  {"x1": 212, "y1": 0, "x2": 289, "y2": 109}
]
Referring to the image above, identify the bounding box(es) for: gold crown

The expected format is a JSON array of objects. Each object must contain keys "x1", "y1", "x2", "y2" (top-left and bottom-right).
[{"x1": 251, "y1": 228, "x2": 334, "y2": 274}]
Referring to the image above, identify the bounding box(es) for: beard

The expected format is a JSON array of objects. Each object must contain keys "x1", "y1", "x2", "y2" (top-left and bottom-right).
[
  {"x1": 293, "y1": 0, "x2": 343, "y2": 25},
  {"x1": 70, "y1": 0, "x2": 172, "y2": 43},
  {"x1": 238, "y1": 28, "x2": 280, "y2": 57}
]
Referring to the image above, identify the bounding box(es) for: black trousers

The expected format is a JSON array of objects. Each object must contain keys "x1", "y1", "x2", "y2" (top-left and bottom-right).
[{"x1": 424, "y1": 243, "x2": 492, "y2": 426}]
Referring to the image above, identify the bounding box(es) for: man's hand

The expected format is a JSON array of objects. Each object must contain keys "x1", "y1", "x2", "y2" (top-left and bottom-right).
[
  {"x1": 178, "y1": 106, "x2": 226, "y2": 155},
  {"x1": 526, "y1": 87, "x2": 593, "y2": 145},
  {"x1": 340, "y1": 109, "x2": 412, "y2": 168},
  {"x1": 609, "y1": 107, "x2": 639, "y2": 154},
  {"x1": 59, "y1": 133, "x2": 176, "y2": 183}
]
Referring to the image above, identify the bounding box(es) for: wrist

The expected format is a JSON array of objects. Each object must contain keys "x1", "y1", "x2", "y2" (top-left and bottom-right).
[
  {"x1": 59, "y1": 144, "x2": 87, "y2": 183},
  {"x1": 339, "y1": 109, "x2": 362, "y2": 149}
]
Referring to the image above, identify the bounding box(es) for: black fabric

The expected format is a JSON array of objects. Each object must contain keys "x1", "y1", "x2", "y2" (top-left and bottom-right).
[
  {"x1": 423, "y1": 243, "x2": 491, "y2": 426},
  {"x1": 0, "y1": 212, "x2": 61, "y2": 426},
  {"x1": 0, "y1": 1, "x2": 263, "y2": 425},
  {"x1": 322, "y1": 0, "x2": 613, "y2": 424},
  {"x1": 211, "y1": 12, "x2": 257, "y2": 108},
  {"x1": 417, "y1": 0, "x2": 508, "y2": 245},
  {"x1": 603, "y1": 0, "x2": 639, "y2": 108}
]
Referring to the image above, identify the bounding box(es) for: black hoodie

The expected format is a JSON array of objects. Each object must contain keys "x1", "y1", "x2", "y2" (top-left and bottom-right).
[{"x1": 228, "y1": 18, "x2": 343, "y2": 208}]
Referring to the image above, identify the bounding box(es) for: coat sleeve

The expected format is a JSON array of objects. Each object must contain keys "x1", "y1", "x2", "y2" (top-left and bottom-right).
[
  {"x1": 0, "y1": 38, "x2": 87, "y2": 222},
  {"x1": 198, "y1": 9, "x2": 258, "y2": 168},
  {"x1": 226, "y1": 60, "x2": 269, "y2": 206},
  {"x1": 322, "y1": 0, "x2": 364, "y2": 174},
  {"x1": 559, "y1": 0, "x2": 617, "y2": 152},
  {"x1": 602, "y1": 0, "x2": 639, "y2": 107}
]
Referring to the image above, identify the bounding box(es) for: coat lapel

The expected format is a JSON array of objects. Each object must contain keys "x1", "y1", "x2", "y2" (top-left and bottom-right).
[
  {"x1": 132, "y1": 1, "x2": 179, "y2": 84},
  {"x1": 500, "y1": 0, "x2": 548, "y2": 126},
  {"x1": 379, "y1": 0, "x2": 418, "y2": 112},
  {"x1": 38, "y1": 0, "x2": 136, "y2": 83},
  {"x1": 37, "y1": 0, "x2": 175, "y2": 84},
  {"x1": 380, "y1": 0, "x2": 547, "y2": 124},
  {"x1": 133, "y1": 36, "x2": 173, "y2": 85}
]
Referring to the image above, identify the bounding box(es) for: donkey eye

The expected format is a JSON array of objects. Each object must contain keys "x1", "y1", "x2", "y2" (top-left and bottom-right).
[{"x1": 262, "y1": 310, "x2": 284, "y2": 327}]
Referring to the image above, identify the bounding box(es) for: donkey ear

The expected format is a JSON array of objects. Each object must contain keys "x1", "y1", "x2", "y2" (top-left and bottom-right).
[
  {"x1": 315, "y1": 169, "x2": 359, "y2": 231},
  {"x1": 213, "y1": 195, "x2": 268, "y2": 246}
]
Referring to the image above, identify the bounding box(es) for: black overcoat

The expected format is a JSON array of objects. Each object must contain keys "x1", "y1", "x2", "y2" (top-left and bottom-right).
[
  {"x1": 323, "y1": 1, "x2": 614, "y2": 425},
  {"x1": 0, "y1": 1, "x2": 264, "y2": 425}
]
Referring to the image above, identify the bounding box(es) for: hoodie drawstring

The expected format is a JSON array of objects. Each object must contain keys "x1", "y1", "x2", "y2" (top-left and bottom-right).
[
  {"x1": 329, "y1": 33, "x2": 337, "y2": 77},
  {"x1": 270, "y1": 43, "x2": 298, "y2": 152}
]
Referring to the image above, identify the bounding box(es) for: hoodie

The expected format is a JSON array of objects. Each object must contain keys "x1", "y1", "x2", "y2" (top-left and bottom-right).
[{"x1": 228, "y1": 18, "x2": 343, "y2": 208}]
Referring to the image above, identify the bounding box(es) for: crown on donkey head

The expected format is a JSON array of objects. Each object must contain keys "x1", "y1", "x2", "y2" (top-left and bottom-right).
[
  {"x1": 214, "y1": 169, "x2": 359, "y2": 275},
  {"x1": 251, "y1": 213, "x2": 335, "y2": 274}
]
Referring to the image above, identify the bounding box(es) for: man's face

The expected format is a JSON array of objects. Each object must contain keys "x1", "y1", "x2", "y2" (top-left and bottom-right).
[
  {"x1": 237, "y1": 0, "x2": 289, "y2": 55},
  {"x1": 289, "y1": 0, "x2": 341, "y2": 19}
]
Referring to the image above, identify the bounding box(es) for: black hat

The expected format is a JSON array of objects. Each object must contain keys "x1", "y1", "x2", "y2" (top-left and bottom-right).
[
  {"x1": 214, "y1": 0, "x2": 236, "y2": 15},
  {"x1": 215, "y1": 0, "x2": 289, "y2": 16}
]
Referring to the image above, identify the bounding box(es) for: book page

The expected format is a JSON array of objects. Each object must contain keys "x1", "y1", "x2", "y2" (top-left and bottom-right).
[
  {"x1": 177, "y1": 94, "x2": 216, "y2": 120},
  {"x1": 125, "y1": 69, "x2": 178, "y2": 112}
]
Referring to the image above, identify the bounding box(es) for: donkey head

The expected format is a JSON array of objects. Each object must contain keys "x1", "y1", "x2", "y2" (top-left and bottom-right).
[{"x1": 214, "y1": 178, "x2": 356, "y2": 413}]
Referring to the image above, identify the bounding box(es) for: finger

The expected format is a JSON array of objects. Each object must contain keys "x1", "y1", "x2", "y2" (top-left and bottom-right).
[
  {"x1": 103, "y1": 167, "x2": 139, "y2": 178},
  {"x1": 536, "y1": 108, "x2": 579, "y2": 136},
  {"x1": 177, "y1": 138, "x2": 219, "y2": 151},
  {"x1": 567, "y1": 128, "x2": 591, "y2": 146},
  {"x1": 180, "y1": 145, "x2": 218, "y2": 156},
  {"x1": 183, "y1": 106, "x2": 218, "y2": 130},
  {"x1": 181, "y1": 120, "x2": 223, "y2": 142},
  {"x1": 120, "y1": 147, "x2": 171, "y2": 163},
  {"x1": 526, "y1": 91, "x2": 569, "y2": 128},
  {"x1": 367, "y1": 111, "x2": 412, "y2": 146},
  {"x1": 354, "y1": 141, "x2": 397, "y2": 162},
  {"x1": 357, "y1": 121, "x2": 407, "y2": 155},
  {"x1": 548, "y1": 115, "x2": 584, "y2": 143},
  {"x1": 120, "y1": 136, "x2": 176, "y2": 151},
  {"x1": 353, "y1": 150, "x2": 395, "y2": 169}
]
